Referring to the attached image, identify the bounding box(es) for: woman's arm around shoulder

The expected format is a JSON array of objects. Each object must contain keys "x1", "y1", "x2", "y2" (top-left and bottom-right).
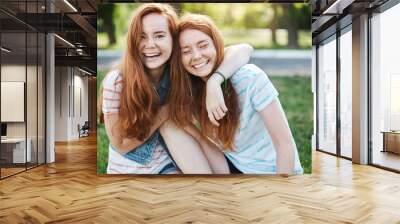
[{"x1": 206, "y1": 43, "x2": 254, "y2": 125}]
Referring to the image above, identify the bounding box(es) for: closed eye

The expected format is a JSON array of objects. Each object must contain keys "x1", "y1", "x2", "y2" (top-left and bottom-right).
[
  {"x1": 199, "y1": 43, "x2": 208, "y2": 48},
  {"x1": 182, "y1": 50, "x2": 191, "y2": 55}
]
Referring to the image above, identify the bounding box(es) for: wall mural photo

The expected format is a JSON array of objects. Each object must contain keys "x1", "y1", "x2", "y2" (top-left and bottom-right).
[{"x1": 97, "y1": 3, "x2": 312, "y2": 175}]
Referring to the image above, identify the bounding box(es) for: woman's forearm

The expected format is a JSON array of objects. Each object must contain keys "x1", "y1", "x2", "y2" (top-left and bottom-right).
[
  {"x1": 111, "y1": 116, "x2": 164, "y2": 153},
  {"x1": 106, "y1": 107, "x2": 168, "y2": 153},
  {"x1": 259, "y1": 100, "x2": 297, "y2": 175},
  {"x1": 209, "y1": 43, "x2": 253, "y2": 84},
  {"x1": 205, "y1": 44, "x2": 253, "y2": 125},
  {"x1": 275, "y1": 142, "x2": 295, "y2": 175}
]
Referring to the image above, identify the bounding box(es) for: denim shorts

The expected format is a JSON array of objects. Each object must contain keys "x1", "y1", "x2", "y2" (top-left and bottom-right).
[
  {"x1": 123, "y1": 130, "x2": 162, "y2": 164},
  {"x1": 121, "y1": 130, "x2": 179, "y2": 174}
]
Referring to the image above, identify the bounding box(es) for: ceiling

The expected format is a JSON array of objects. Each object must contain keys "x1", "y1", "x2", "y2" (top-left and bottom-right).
[
  {"x1": 0, "y1": 0, "x2": 97, "y2": 74},
  {"x1": 311, "y1": 0, "x2": 390, "y2": 44}
]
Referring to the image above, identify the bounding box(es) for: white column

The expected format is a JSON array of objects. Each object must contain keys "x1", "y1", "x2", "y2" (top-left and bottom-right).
[
  {"x1": 312, "y1": 45, "x2": 317, "y2": 150},
  {"x1": 352, "y1": 14, "x2": 369, "y2": 164},
  {"x1": 46, "y1": 1, "x2": 55, "y2": 163},
  {"x1": 46, "y1": 33, "x2": 55, "y2": 163}
]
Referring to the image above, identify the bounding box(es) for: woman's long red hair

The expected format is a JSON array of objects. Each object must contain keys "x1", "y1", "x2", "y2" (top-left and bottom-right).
[
  {"x1": 113, "y1": 4, "x2": 179, "y2": 141},
  {"x1": 171, "y1": 14, "x2": 240, "y2": 150}
]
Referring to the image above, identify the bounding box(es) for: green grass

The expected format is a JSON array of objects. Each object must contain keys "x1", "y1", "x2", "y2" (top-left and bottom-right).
[
  {"x1": 97, "y1": 123, "x2": 109, "y2": 174},
  {"x1": 270, "y1": 76, "x2": 312, "y2": 174},
  {"x1": 97, "y1": 74, "x2": 312, "y2": 174}
]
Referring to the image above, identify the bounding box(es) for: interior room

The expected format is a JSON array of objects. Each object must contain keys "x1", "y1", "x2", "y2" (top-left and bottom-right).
[
  {"x1": 313, "y1": 0, "x2": 400, "y2": 172},
  {"x1": 0, "y1": 0, "x2": 399, "y2": 223},
  {"x1": 0, "y1": 11, "x2": 46, "y2": 178},
  {"x1": 0, "y1": 0, "x2": 97, "y2": 179}
]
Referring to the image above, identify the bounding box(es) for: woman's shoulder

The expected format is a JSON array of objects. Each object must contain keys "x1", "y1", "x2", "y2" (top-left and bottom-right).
[
  {"x1": 238, "y1": 64, "x2": 265, "y2": 76},
  {"x1": 231, "y1": 64, "x2": 268, "y2": 85},
  {"x1": 103, "y1": 70, "x2": 123, "y2": 87}
]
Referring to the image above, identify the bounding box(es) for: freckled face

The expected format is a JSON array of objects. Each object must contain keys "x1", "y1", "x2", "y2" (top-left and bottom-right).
[
  {"x1": 139, "y1": 13, "x2": 173, "y2": 70},
  {"x1": 179, "y1": 29, "x2": 216, "y2": 78}
]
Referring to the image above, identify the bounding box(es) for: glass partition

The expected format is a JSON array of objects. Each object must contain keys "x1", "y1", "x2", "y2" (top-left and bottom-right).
[
  {"x1": 339, "y1": 27, "x2": 352, "y2": 158},
  {"x1": 0, "y1": 1, "x2": 46, "y2": 179},
  {"x1": 0, "y1": 6, "x2": 28, "y2": 177},
  {"x1": 371, "y1": 3, "x2": 400, "y2": 171},
  {"x1": 317, "y1": 35, "x2": 337, "y2": 155}
]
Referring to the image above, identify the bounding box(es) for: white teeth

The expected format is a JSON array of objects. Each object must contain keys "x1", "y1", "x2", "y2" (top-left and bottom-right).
[
  {"x1": 193, "y1": 61, "x2": 208, "y2": 69},
  {"x1": 144, "y1": 53, "x2": 160, "y2": 57}
]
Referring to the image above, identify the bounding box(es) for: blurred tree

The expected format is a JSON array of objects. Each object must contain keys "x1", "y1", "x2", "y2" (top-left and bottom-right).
[
  {"x1": 97, "y1": 3, "x2": 310, "y2": 49},
  {"x1": 270, "y1": 4, "x2": 279, "y2": 46},
  {"x1": 281, "y1": 4, "x2": 298, "y2": 48},
  {"x1": 243, "y1": 5, "x2": 265, "y2": 28},
  {"x1": 279, "y1": 3, "x2": 311, "y2": 48},
  {"x1": 182, "y1": 3, "x2": 207, "y2": 15},
  {"x1": 296, "y1": 4, "x2": 312, "y2": 30},
  {"x1": 224, "y1": 5, "x2": 234, "y2": 25},
  {"x1": 169, "y1": 3, "x2": 182, "y2": 16},
  {"x1": 98, "y1": 4, "x2": 116, "y2": 45}
]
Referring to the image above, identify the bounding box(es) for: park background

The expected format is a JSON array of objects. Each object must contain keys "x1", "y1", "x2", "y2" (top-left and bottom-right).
[{"x1": 97, "y1": 3, "x2": 313, "y2": 174}]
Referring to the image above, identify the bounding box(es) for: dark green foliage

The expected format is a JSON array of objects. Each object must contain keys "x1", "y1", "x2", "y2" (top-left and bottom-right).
[{"x1": 270, "y1": 76, "x2": 312, "y2": 174}]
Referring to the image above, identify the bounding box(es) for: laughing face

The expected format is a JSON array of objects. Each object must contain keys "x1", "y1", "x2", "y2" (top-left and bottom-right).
[
  {"x1": 139, "y1": 13, "x2": 173, "y2": 71},
  {"x1": 179, "y1": 29, "x2": 217, "y2": 79}
]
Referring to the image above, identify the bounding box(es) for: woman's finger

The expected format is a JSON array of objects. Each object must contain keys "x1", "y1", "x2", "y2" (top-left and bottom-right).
[
  {"x1": 213, "y1": 110, "x2": 222, "y2": 121},
  {"x1": 220, "y1": 102, "x2": 228, "y2": 113},
  {"x1": 216, "y1": 106, "x2": 226, "y2": 119},
  {"x1": 208, "y1": 112, "x2": 219, "y2": 126}
]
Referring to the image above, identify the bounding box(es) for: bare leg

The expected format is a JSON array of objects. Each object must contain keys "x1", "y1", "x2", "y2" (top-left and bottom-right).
[
  {"x1": 199, "y1": 140, "x2": 230, "y2": 174},
  {"x1": 160, "y1": 121, "x2": 213, "y2": 174}
]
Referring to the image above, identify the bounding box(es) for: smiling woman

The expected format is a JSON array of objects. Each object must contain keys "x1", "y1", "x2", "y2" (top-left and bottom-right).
[
  {"x1": 173, "y1": 14, "x2": 303, "y2": 174},
  {"x1": 139, "y1": 13, "x2": 173, "y2": 77},
  {"x1": 100, "y1": 4, "x2": 181, "y2": 174},
  {"x1": 180, "y1": 29, "x2": 218, "y2": 78}
]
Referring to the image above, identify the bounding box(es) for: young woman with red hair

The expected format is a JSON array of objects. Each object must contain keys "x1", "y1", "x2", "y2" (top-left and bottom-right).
[
  {"x1": 172, "y1": 14, "x2": 304, "y2": 174},
  {"x1": 101, "y1": 4, "x2": 253, "y2": 174}
]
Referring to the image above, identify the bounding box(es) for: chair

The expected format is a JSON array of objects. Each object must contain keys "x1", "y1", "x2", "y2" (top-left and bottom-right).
[{"x1": 79, "y1": 121, "x2": 90, "y2": 138}]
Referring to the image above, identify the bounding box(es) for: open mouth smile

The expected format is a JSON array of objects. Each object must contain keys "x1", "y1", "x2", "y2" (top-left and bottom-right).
[
  {"x1": 144, "y1": 52, "x2": 161, "y2": 59},
  {"x1": 192, "y1": 60, "x2": 209, "y2": 69}
]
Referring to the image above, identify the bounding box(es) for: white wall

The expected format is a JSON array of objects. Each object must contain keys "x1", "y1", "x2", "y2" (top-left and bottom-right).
[
  {"x1": 1, "y1": 65, "x2": 35, "y2": 138},
  {"x1": 54, "y1": 67, "x2": 69, "y2": 141},
  {"x1": 54, "y1": 67, "x2": 89, "y2": 141}
]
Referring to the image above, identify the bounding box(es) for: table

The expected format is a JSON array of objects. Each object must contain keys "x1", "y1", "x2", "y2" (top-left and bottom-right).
[
  {"x1": 381, "y1": 131, "x2": 400, "y2": 154},
  {"x1": 1, "y1": 138, "x2": 32, "y2": 163}
]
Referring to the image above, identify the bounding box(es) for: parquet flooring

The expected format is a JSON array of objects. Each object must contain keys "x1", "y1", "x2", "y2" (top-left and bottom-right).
[
  {"x1": 1, "y1": 135, "x2": 400, "y2": 223},
  {"x1": 1, "y1": 167, "x2": 26, "y2": 177}
]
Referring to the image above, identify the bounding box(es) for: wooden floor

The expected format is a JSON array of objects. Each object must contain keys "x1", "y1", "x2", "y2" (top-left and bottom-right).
[
  {"x1": 372, "y1": 150, "x2": 400, "y2": 171},
  {"x1": 1, "y1": 167, "x2": 26, "y2": 178},
  {"x1": 1, "y1": 135, "x2": 400, "y2": 223}
]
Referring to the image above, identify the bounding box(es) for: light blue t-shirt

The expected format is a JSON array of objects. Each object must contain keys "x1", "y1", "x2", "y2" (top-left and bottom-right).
[{"x1": 224, "y1": 64, "x2": 303, "y2": 174}]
